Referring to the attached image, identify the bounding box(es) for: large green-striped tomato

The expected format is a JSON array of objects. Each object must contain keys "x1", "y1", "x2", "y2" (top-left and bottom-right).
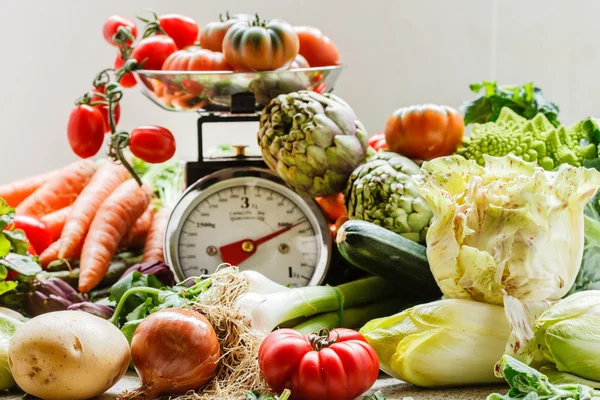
[
  {"x1": 162, "y1": 46, "x2": 230, "y2": 71},
  {"x1": 223, "y1": 17, "x2": 299, "y2": 71},
  {"x1": 199, "y1": 13, "x2": 253, "y2": 52},
  {"x1": 294, "y1": 26, "x2": 340, "y2": 67},
  {"x1": 259, "y1": 328, "x2": 379, "y2": 400},
  {"x1": 384, "y1": 104, "x2": 464, "y2": 160}
]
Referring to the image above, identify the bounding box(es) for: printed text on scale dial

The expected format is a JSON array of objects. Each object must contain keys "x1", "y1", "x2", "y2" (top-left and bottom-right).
[{"x1": 177, "y1": 184, "x2": 320, "y2": 287}]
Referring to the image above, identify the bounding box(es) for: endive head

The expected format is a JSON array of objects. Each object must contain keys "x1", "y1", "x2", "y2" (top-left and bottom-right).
[
  {"x1": 360, "y1": 299, "x2": 510, "y2": 387},
  {"x1": 416, "y1": 154, "x2": 600, "y2": 305},
  {"x1": 533, "y1": 290, "x2": 600, "y2": 382}
]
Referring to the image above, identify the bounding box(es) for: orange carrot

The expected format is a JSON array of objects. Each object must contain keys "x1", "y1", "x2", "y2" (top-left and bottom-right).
[
  {"x1": 120, "y1": 204, "x2": 154, "y2": 250},
  {"x1": 16, "y1": 160, "x2": 97, "y2": 218},
  {"x1": 39, "y1": 240, "x2": 61, "y2": 268},
  {"x1": 0, "y1": 169, "x2": 62, "y2": 207},
  {"x1": 40, "y1": 206, "x2": 72, "y2": 241},
  {"x1": 79, "y1": 179, "x2": 151, "y2": 292},
  {"x1": 143, "y1": 206, "x2": 170, "y2": 263},
  {"x1": 58, "y1": 163, "x2": 130, "y2": 259}
]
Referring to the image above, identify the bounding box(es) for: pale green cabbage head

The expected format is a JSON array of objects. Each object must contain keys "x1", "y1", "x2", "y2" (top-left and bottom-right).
[
  {"x1": 360, "y1": 299, "x2": 510, "y2": 387},
  {"x1": 416, "y1": 154, "x2": 600, "y2": 305}
]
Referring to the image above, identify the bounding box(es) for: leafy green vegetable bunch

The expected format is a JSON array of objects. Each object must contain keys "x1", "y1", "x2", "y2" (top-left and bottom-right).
[
  {"x1": 0, "y1": 199, "x2": 41, "y2": 295},
  {"x1": 461, "y1": 81, "x2": 560, "y2": 127}
]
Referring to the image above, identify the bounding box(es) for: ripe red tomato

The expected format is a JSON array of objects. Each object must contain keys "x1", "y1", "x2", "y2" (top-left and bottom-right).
[
  {"x1": 129, "y1": 126, "x2": 176, "y2": 163},
  {"x1": 5, "y1": 216, "x2": 53, "y2": 254},
  {"x1": 158, "y1": 14, "x2": 199, "y2": 49},
  {"x1": 294, "y1": 26, "x2": 340, "y2": 67},
  {"x1": 259, "y1": 328, "x2": 379, "y2": 400},
  {"x1": 131, "y1": 35, "x2": 177, "y2": 70},
  {"x1": 162, "y1": 47, "x2": 230, "y2": 71},
  {"x1": 368, "y1": 133, "x2": 389, "y2": 151},
  {"x1": 103, "y1": 15, "x2": 138, "y2": 47},
  {"x1": 67, "y1": 105, "x2": 105, "y2": 159},
  {"x1": 90, "y1": 86, "x2": 121, "y2": 133},
  {"x1": 114, "y1": 51, "x2": 137, "y2": 88}
]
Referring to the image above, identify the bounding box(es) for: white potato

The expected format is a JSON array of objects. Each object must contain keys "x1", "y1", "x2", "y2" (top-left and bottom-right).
[{"x1": 8, "y1": 311, "x2": 130, "y2": 400}]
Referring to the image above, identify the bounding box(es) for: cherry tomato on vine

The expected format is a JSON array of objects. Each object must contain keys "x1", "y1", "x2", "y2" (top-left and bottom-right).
[
  {"x1": 157, "y1": 14, "x2": 199, "y2": 49},
  {"x1": 131, "y1": 35, "x2": 177, "y2": 70},
  {"x1": 129, "y1": 126, "x2": 176, "y2": 163},
  {"x1": 114, "y1": 51, "x2": 137, "y2": 88},
  {"x1": 91, "y1": 86, "x2": 121, "y2": 133},
  {"x1": 67, "y1": 105, "x2": 105, "y2": 159},
  {"x1": 103, "y1": 15, "x2": 138, "y2": 47},
  {"x1": 5, "y1": 216, "x2": 52, "y2": 254},
  {"x1": 259, "y1": 328, "x2": 379, "y2": 400}
]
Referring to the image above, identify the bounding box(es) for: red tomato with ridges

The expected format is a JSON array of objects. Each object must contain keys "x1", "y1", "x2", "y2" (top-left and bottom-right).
[
  {"x1": 162, "y1": 47, "x2": 230, "y2": 71},
  {"x1": 103, "y1": 15, "x2": 137, "y2": 47},
  {"x1": 294, "y1": 26, "x2": 340, "y2": 67},
  {"x1": 259, "y1": 328, "x2": 379, "y2": 400},
  {"x1": 129, "y1": 126, "x2": 176, "y2": 164},
  {"x1": 131, "y1": 36, "x2": 177, "y2": 71},
  {"x1": 158, "y1": 14, "x2": 199, "y2": 49},
  {"x1": 67, "y1": 105, "x2": 105, "y2": 159}
]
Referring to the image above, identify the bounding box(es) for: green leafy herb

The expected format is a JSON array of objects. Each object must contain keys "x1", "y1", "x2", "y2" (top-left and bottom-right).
[
  {"x1": 487, "y1": 355, "x2": 600, "y2": 399},
  {"x1": 461, "y1": 81, "x2": 560, "y2": 126},
  {"x1": 245, "y1": 389, "x2": 291, "y2": 400},
  {"x1": 0, "y1": 199, "x2": 40, "y2": 298}
]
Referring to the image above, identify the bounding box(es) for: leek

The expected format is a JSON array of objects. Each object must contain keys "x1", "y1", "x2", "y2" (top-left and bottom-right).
[
  {"x1": 236, "y1": 275, "x2": 402, "y2": 335},
  {"x1": 293, "y1": 298, "x2": 409, "y2": 336}
]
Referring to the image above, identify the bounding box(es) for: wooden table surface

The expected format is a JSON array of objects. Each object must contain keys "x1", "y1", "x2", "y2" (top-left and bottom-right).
[{"x1": 0, "y1": 373, "x2": 509, "y2": 399}]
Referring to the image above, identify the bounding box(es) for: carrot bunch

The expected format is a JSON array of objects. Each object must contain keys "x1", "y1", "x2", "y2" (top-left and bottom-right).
[{"x1": 0, "y1": 158, "x2": 184, "y2": 293}]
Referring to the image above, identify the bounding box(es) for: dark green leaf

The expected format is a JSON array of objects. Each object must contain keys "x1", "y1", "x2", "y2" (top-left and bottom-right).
[
  {"x1": 3, "y1": 229, "x2": 29, "y2": 255},
  {"x1": 109, "y1": 271, "x2": 164, "y2": 303},
  {"x1": 0, "y1": 253, "x2": 41, "y2": 276},
  {"x1": 461, "y1": 81, "x2": 560, "y2": 126},
  {"x1": 244, "y1": 390, "x2": 291, "y2": 400},
  {"x1": 121, "y1": 319, "x2": 143, "y2": 345}
]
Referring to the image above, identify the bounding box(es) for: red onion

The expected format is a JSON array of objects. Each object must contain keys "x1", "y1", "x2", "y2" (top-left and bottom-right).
[{"x1": 130, "y1": 308, "x2": 220, "y2": 397}]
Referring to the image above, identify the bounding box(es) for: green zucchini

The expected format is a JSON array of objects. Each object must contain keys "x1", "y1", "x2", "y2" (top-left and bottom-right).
[{"x1": 336, "y1": 220, "x2": 441, "y2": 298}]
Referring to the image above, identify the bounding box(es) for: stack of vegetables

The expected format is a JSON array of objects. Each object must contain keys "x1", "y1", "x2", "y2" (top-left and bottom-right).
[{"x1": 6, "y1": 6, "x2": 600, "y2": 397}]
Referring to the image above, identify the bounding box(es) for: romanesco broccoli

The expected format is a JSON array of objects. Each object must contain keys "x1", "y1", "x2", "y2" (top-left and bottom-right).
[{"x1": 456, "y1": 107, "x2": 600, "y2": 170}]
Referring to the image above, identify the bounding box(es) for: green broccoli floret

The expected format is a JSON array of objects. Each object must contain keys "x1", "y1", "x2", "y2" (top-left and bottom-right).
[{"x1": 457, "y1": 107, "x2": 600, "y2": 170}]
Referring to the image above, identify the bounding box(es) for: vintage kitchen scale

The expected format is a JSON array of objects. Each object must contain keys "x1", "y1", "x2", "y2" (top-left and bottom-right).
[{"x1": 136, "y1": 66, "x2": 348, "y2": 287}]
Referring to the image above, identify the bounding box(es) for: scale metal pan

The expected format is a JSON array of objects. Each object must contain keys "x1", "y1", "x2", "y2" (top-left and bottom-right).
[{"x1": 135, "y1": 65, "x2": 344, "y2": 114}]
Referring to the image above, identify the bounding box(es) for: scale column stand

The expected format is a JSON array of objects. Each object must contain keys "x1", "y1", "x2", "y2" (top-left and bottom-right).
[{"x1": 185, "y1": 92, "x2": 268, "y2": 186}]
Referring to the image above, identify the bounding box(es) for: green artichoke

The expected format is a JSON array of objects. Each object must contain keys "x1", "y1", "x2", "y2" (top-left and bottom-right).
[
  {"x1": 258, "y1": 91, "x2": 369, "y2": 197},
  {"x1": 345, "y1": 152, "x2": 432, "y2": 243}
]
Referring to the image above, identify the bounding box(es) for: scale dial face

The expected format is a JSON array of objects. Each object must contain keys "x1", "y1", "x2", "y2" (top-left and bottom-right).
[{"x1": 165, "y1": 168, "x2": 331, "y2": 287}]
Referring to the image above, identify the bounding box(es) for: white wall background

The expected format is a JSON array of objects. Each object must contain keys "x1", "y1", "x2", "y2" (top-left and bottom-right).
[{"x1": 1, "y1": 0, "x2": 598, "y2": 183}]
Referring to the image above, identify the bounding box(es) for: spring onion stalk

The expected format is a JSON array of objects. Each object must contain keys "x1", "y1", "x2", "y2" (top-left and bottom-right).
[
  {"x1": 293, "y1": 298, "x2": 408, "y2": 336},
  {"x1": 235, "y1": 275, "x2": 401, "y2": 335},
  {"x1": 240, "y1": 270, "x2": 290, "y2": 294}
]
